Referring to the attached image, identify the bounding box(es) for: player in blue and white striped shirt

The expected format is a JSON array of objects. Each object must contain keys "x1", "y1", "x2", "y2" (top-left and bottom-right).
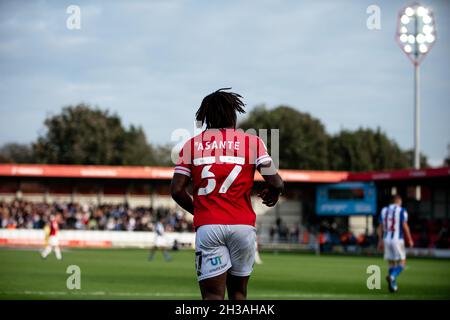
[{"x1": 377, "y1": 195, "x2": 414, "y2": 292}]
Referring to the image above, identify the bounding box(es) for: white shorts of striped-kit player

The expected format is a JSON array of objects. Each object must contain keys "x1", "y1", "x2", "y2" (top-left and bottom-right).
[
  {"x1": 384, "y1": 239, "x2": 406, "y2": 261},
  {"x1": 195, "y1": 224, "x2": 256, "y2": 282},
  {"x1": 154, "y1": 235, "x2": 168, "y2": 247}
]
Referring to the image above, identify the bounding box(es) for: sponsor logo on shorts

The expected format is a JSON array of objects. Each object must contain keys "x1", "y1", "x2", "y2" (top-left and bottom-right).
[{"x1": 208, "y1": 255, "x2": 222, "y2": 266}]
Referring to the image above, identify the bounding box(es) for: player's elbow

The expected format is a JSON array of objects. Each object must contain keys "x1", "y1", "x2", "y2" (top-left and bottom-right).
[{"x1": 170, "y1": 182, "x2": 185, "y2": 199}]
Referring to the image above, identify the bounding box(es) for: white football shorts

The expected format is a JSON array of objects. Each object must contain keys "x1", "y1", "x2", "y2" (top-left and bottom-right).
[
  {"x1": 195, "y1": 224, "x2": 256, "y2": 282},
  {"x1": 384, "y1": 239, "x2": 406, "y2": 261},
  {"x1": 154, "y1": 235, "x2": 168, "y2": 247},
  {"x1": 48, "y1": 235, "x2": 59, "y2": 247}
]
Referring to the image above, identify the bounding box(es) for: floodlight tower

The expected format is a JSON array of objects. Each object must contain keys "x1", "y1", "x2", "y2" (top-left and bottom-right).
[{"x1": 396, "y1": 3, "x2": 436, "y2": 170}]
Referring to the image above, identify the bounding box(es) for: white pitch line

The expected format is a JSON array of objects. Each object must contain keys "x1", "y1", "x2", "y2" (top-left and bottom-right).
[
  {"x1": 0, "y1": 290, "x2": 431, "y2": 299},
  {"x1": 2, "y1": 291, "x2": 197, "y2": 297}
]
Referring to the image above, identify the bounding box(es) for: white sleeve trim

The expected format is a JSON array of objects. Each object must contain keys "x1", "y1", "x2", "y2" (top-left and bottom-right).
[
  {"x1": 175, "y1": 166, "x2": 191, "y2": 172},
  {"x1": 256, "y1": 154, "x2": 272, "y2": 166},
  {"x1": 174, "y1": 166, "x2": 191, "y2": 177}
]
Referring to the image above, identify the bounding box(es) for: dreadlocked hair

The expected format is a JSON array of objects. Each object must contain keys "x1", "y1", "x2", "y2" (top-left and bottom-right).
[{"x1": 195, "y1": 88, "x2": 246, "y2": 129}]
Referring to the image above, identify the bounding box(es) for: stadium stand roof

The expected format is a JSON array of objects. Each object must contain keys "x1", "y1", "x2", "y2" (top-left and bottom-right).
[
  {"x1": 0, "y1": 164, "x2": 448, "y2": 183},
  {"x1": 348, "y1": 166, "x2": 450, "y2": 181}
]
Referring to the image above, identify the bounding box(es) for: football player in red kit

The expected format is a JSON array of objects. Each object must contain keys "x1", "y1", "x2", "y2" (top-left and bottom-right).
[
  {"x1": 41, "y1": 214, "x2": 62, "y2": 260},
  {"x1": 171, "y1": 88, "x2": 284, "y2": 300}
]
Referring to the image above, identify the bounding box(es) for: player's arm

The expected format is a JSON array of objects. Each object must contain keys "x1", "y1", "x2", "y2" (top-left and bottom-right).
[
  {"x1": 170, "y1": 173, "x2": 194, "y2": 215},
  {"x1": 377, "y1": 223, "x2": 384, "y2": 251},
  {"x1": 257, "y1": 161, "x2": 284, "y2": 207},
  {"x1": 44, "y1": 224, "x2": 50, "y2": 238},
  {"x1": 402, "y1": 221, "x2": 414, "y2": 248}
]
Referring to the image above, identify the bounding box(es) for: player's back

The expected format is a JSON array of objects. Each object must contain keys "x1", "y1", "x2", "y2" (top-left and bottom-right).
[
  {"x1": 380, "y1": 204, "x2": 408, "y2": 241},
  {"x1": 155, "y1": 221, "x2": 164, "y2": 236},
  {"x1": 175, "y1": 128, "x2": 271, "y2": 228}
]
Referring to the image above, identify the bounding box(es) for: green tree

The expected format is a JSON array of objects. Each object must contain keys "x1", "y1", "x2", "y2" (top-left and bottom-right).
[
  {"x1": 0, "y1": 143, "x2": 34, "y2": 163},
  {"x1": 122, "y1": 125, "x2": 157, "y2": 165},
  {"x1": 152, "y1": 144, "x2": 175, "y2": 167},
  {"x1": 239, "y1": 105, "x2": 329, "y2": 170},
  {"x1": 328, "y1": 128, "x2": 410, "y2": 171},
  {"x1": 32, "y1": 104, "x2": 160, "y2": 166},
  {"x1": 402, "y1": 149, "x2": 429, "y2": 168}
]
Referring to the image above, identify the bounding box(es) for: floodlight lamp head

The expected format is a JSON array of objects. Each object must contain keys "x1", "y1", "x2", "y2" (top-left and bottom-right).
[{"x1": 396, "y1": 3, "x2": 437, "y2": 65}]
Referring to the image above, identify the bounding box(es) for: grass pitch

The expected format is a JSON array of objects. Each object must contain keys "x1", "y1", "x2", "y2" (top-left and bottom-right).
[{"x1": 0, "y1": 248, "x2": 449, "y2": 300}]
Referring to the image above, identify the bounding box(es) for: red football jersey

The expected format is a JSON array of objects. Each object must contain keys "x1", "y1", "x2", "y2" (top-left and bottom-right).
[
  {"x1": 174, "y1": 129, "x2": 272, "y2": 228},
  {"x1": 49, "y1": 220, "x2": 59, "y2": 236}
]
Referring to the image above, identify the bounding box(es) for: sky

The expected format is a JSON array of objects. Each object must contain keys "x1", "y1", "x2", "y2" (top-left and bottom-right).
[{"x1": 0, "y1": 0, "x2": 449, "y2": 166}]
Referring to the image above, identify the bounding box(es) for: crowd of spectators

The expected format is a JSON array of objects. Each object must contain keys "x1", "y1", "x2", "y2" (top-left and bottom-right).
[
  {"x1": 2, "y1": 200, "x2": 449, "y2": 250},
  {"x1": 268, "y1": 219, "x2": 301, "y2": 243},
  {"x1": 265, "y1": 217, "x2": 450, "y2": 250},
  {"x1": 316, "y1": 226, "x2": 377, "y2": 253},
  {"x1": 266, "y1": 218, "x2": 376, "y2": 249},
  {"x1": 410, "y1": 218, "x2": 450, "y2": 249},
  {"x1": 0, "y1": 200, "x2": 194, "y2": 233}
]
